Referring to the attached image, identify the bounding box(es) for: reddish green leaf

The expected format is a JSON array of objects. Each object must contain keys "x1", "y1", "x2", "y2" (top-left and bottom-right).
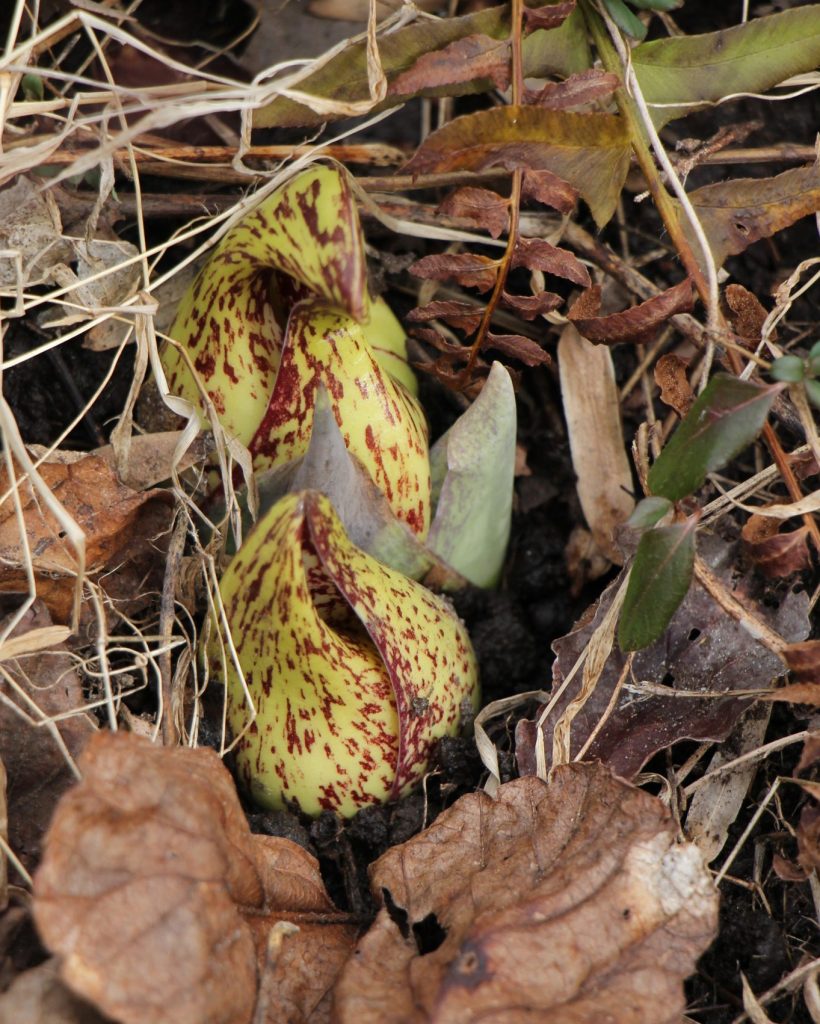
[
  {"x1": 648, "y1": 374, "x2": 783, "y2": 502},
  {"x1": 402, "y1": 107, "x2": 630, "y2": 227},
  {"x1": 618, "y1": 519, "x2": 697, "y2": 651}
]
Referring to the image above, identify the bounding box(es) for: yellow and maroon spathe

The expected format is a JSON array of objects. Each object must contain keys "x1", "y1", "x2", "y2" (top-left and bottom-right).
[
  {"x1": 216, "y1": 491, "x2": 479, "y2": 817},
  {"x1": 160, "y1": 164, "x2": 430, "y2": 535}
]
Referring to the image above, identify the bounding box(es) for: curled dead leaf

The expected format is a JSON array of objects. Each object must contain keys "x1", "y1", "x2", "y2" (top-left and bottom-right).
[
  {"x1": 484, "y1": 332, "x2": 551, "y2": 367},
  {"x1": 333, "y1": 765, "x2": 717, "y2": 1023},
  {"x1": 33, "y1": 732, "x2": 357, "y2": 1024},
  {"x1": 522, "y1": 0, "x2": 575, "y2": 31},
  {"x1": 520, "y1": 168, "x2": 579, "y2": 214},
  {"x1": 741, "y1": 514, "x2": 812, "y2": 580},
  {"x1": 500, "y1": 290, "x2": 562, "y2": 319},
  {"x1": 568, "y1": 279, "x2": 695, "y2": 346},
  {"x1": 407, "y1": 301, "x2": 484, "y2": 335},
  {"x1": 654, "y1": 353, "x2": 694, "y2": 418},
  {"x1": 724, "y1": 284, "x2": 772, "y2": 348}
]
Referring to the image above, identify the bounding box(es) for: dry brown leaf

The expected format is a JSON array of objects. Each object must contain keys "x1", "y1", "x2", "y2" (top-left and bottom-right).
[
  {"x1": 0, "y1": 452, "x2": 172, "y2": 622},
  {"x1": 33, "y1": 732, "x2": 357, "y2": 1024},
  {"x1": 407, "y1": 301, "x2": 484, "y2": 335},
  {"x1": 92, "y1": 431, "x2": 209, "y2": 491},
  {"x1": 798, "y1": 802, "x2": 820, "y2": 874},
  {"x1": 525, "y1": 68, "x2": 619, "y2": 110},
  {"x1": 797, "y1": 733, "x2": 820, "y2": 774},
  {"x1": 557, "y1": 322, "x2": 635, "y2": 564},
  {"x1": 516, "y1": 535, "x2": 809, "y2": 780},
  {"x1": 437, "y1": 188, "x2": 509, "y2": 240},
  {"x1": 0, "y1": 603, "x2": 96, "y2": 873},
  {"x1": 0, "y1": 959, "x2": 108, "y2": 1024},
  {"x1": 388, "y1": 35, "x2": 511, "y2": 96},
  {"x1": 724, "y1": 284, "x2": 772, "y2": 348},
  {"x1": 409, "y1": 254, "x2": 498, "y2": 293},
  {"x1": 512, "y1": 236, "x2": 590, "y2": 286},
  {"x1": 484, "y1": 332, "x2": 551, "y2": 366},
  {"x1": 333, "y1": 765, "x2": 718, "y2": 1024},
  {"x1": 520, "y1": 168, "x2": 579, "y2": 213},
  {"x1": 500, "y1": 289, "x2": 562, "y2": 319},
  {"x1": 568, "y1": 279, "x2": 695, "y2": 346},
  {"x1": 761, "y1": 682, "x2": 820, "y2": 705},
  {"x1": 654, "y1": 353, "x2": 694, "y2": 418},
  {"x1": 522, "y1": 0, "x2": 575, "y2": 30},
  {"x1": 741, "y1": 514, "x2": 812, "y2": 580}
]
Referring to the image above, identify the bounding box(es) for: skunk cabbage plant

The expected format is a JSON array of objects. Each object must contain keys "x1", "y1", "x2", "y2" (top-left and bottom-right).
[
  {"x1": 217, "y1": 491, "x2": 479, "y2": 816},
  {"x1": 161, "y1": 165, "x2": 430, "y2": 534}
]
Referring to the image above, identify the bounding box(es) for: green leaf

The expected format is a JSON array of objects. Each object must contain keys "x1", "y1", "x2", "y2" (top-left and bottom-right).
[
  {"x1": 21, "y1": 73, "x2": 44, "y2": 102},
  {"x1": 427, "y1": 361, "x2": 517, "y2": 588},
  {"x1": 633, "y1": 7, "x2": 820, "y2": 128},
  {"x1": 628, "y1": 0, "x2": 680, "y2": 10},
  {"x1": 603, "y1": 0, "x2": 647, "y2": 40},
  {"x1": 627, "y1": 496, "x2": 673, "y2": 530},
  {"x1": 618, "y1": 519, "x2": 697, "y2": 651},
  {"x1": 254, "y1": 5, "x2": 590, "y2": 129},
  {"x1": 770, "y1": 355, "x2": 805, "y2": 383},
  {"x1": 808, "y1": 340, "x2": 820, "y2": 376},
  {"x1": 402, "y1": 106, "x2": 630, "y2": 227},
  {"x1": 648, "y1": 374, "x2": 782, "y2": 501}
]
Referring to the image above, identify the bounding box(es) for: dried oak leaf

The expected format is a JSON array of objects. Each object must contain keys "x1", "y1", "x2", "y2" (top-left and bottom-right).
[
  {"x1": 409, "y1": 254, "x2": 497, "y2": 293},
  {"x1": 512, "y1": 236, "x2": 590, "y2": 287},
  {"x1": 437, "y1": 188, "x2": 509, "y2": 240},
  {"x1": 654, "y1": 353, "x2": 694, "y2": 418},
  {"x1": 0, "y1": 602, "x2": 96, "y2": 872},
  {"x1": 0, "y1": 453, "x2": 172, "y2": 623},
  {"x1": 516, "y1": 534, "x2": 810, "y2": 780},
  {"x1": 741, "y1": 514, "x2": 812, "y2": 580},
  {"x1": 33, "y1": 732, "x2": 356, "y2": 1024},
  {"x1": 525, "y1": 68, "x2": 619, "y2": 110},
  {"x1": 500, "y1": 290, "x2": 562, "y2": 319},
  {"x1": 407, "y1": 301, "x2": 484, "y2": 335},
  {"x1": 568, "y1": 279, "x2": 695, "y2": 346},
  {"x1": 333, "y1": 765, "x2": 717, "y2": 1024}
]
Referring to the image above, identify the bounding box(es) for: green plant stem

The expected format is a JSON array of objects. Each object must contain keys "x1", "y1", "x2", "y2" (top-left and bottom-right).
[{"x1": 580, "y1": 0, "x2": 820, "y2": 556}]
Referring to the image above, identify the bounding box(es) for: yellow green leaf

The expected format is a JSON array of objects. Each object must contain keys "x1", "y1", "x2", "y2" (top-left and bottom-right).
[{"x1": 218, "y1": 491, "x2": 479, "y2": 817}]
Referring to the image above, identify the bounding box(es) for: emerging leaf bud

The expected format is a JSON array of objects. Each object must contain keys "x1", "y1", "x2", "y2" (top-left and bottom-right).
[{"x1": 216, "y1": 491, "x2": 479, "y2": 817}]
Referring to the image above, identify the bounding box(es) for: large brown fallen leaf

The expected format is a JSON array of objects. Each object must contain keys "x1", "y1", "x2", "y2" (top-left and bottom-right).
[
  {"x1": 33, "y1": 732, "x2": 357, "y2": 1024},
  {"x1": 0, "y1": 602, "x2": 96, "y2": 873},
  {"x1": 0, "y1": 451, "x2": 172, "y2": 622},
  {"x1": 516, "y1": 534, "x2": 809, "y2": 780},
  {"x1": 333, "y1": 764, "x2": 718, "y2": 1023}
]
